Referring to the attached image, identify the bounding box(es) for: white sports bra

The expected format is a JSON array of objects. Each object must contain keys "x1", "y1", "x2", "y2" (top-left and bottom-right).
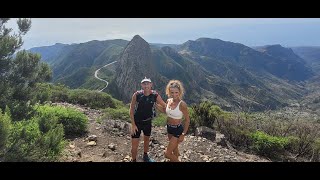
[{"x1": 166, "y1": 98, "x2": 183, "y2": 119}]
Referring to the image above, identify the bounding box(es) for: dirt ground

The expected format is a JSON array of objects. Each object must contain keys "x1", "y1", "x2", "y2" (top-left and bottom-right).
[{"x1": 57, "y1": 103, "x2": 269, "y2": 162}]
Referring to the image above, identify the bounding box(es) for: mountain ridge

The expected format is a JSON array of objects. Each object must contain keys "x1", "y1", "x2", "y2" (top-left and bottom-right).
[{"x1": 29, "y1": 36, "x2": 317, "y2": 111}]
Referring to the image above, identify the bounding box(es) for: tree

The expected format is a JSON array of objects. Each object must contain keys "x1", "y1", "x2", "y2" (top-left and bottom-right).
[{"x1": 0, "y1": 18, "x2": 52, "y2": 121}]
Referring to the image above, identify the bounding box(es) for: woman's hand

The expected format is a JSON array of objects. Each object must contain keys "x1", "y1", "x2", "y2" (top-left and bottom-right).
[{"x1": 178, "y1": 134, "x2": 185, "y2": 142}]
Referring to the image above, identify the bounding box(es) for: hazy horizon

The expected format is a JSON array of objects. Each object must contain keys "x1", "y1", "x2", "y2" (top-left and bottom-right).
[{"x1": 6, "y1": 18, "x2": 320, "y2": 49}]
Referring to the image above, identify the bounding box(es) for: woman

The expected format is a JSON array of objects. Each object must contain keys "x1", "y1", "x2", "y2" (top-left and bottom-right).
[{"x1": 164, "y1": 80, "x2": 190, "y2": 162}]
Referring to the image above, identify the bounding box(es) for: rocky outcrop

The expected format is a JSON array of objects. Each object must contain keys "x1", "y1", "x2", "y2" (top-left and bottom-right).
[
  {"x1": 113, "y1": 35, "x2": 160, "y2": 102},
  {"x1": 195, "y1": 126, "x2": 216, "y2": 142}
]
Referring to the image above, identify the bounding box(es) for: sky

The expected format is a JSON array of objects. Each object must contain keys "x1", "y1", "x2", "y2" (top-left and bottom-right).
[{"x1": 6, "y1": 18, "x2": 320, "y2": 50}]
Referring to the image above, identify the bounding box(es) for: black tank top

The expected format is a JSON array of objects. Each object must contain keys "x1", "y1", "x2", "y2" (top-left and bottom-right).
[{"x1": 134, "y1": 90, "x2": 158, "y2": 121}]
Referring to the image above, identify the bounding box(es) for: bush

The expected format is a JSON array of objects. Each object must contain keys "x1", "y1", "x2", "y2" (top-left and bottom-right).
[
  {"x1": 286, "y1": 136, "x2": 300, "y2": 152},
  {"x1": 311, "y1": 138, "x2": 320, "y2": 162},
  {"x1": 35, "y1": 104, "x2": 88, "y2": 137},
  {"x1": 68, "y1": 89, "x2": 116, "y2": 109},
  {"x1": 103, "y1": 107, "x2": 130, "y2": 122},
  {"x1": 188, "y1": 107, "x2": 197, "y2": 133},
  {"x1": 0, "y1": 109, "x2": 12, "y2": 152},
  {"x1": 189, "y1": 102, "x2": 226, "y2": 132},
  {"x1": 9, "y1": 100, "x2": 35, "y2": 121},
  {"x1": 220, "y1": 120, "x2": 253, "y2": 148},
  {"x1": 284, "y1": 121, "x2": 319, "y2": 158},
  {"x1": 5, "y1": 119, "x2": 42, "y2": 161},
  {"x1": 4, "y1": 118, "x2": 65, "y2": 162},
  {"x1": 37, "y1": 113, "x2": 59, "y2": 134},
  {"x1": 51, "y1": 83, "x2": 70, "y2": 102},
  {"x1": 153, "y1": 113, "x2": 167, "y2": 127},
  {"x1": 38, "y1": 123, "x2": 65, "y2": 160},
  {"x1": 42, "y1": 83, "x2": 120, "y2": 110},
  {"x1": 33, "y1": 83, "x2": 52, "y2": 104},
  {"x1": 250, "y1": 131, "x2": 289, "y2": 158},
  {"x1": 191, "y1": 101, "x2": 217, "y2": 128}
]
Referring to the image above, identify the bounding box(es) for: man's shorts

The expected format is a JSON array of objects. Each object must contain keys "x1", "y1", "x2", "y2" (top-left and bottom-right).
[{"x1": 131, "y1": 120, "x2": 152, "y2": 138}]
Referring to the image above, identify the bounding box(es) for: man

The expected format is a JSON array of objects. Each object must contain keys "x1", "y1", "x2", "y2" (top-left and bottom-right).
[{"x1": 130, "y1": 77, "x2": 166, "y2": 162}]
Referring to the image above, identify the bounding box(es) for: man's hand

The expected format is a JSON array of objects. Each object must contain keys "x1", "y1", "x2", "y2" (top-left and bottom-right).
[{"x1": 131, "y1": 124, "x2": 138, "y2": 136}]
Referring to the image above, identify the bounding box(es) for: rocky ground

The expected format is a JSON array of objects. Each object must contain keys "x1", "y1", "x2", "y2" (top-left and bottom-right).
[{"x1": 57, "y1": 103, "x2": 269, "y2": 162}]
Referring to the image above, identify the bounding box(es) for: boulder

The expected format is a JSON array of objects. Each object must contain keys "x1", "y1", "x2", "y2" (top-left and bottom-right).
[{"x1": 195, "y1": 126, "x2": 216, "y2": 142}]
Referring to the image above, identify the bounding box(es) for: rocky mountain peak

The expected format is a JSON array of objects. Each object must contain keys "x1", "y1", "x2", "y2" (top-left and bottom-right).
[
  {"x1": 113, "y1": 35, "x2": 158, "y2": 102},
  {"x1": 131, "y1": 35, "x2": 147, "y2": 44}
]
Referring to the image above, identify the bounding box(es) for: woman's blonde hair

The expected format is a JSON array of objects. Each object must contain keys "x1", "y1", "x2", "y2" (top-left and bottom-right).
[{"x1": 165, "y1": 80, "x2": 185, "y2": 99}]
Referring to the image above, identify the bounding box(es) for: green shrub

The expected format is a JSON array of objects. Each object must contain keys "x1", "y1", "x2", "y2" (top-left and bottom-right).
[
  {"x1": 35, "y1": 105, "x2": 88, "y2": 137},
  {"x1": 250, "y1": 131, "x2": 289, "y2": 158},
  {"x1": 311, "y1": 138, "x2": 320, "y2": 161},
  {"x1": 51, "y1": 84, "x2": 70, "y2": 102},
  {"x1": 4, "y1": 118, "x2": 65, "y2": 162},
  {"x1": 9, "y1": 100, "x2": 35, "y2": 121},
  {"x1": 33, "y1": 83, "x2": 52, "y2": 103},
  {"x1": 222, "y1": 121, "x2": 252, "y2": 148},
  {"x1": 5, "y1": 119, "x2": 41, "y2": 161},
  {"x1": 0, "y1": 109, "x2": 12, "y2": 152},
  {"x1": 286, "y1": 136, "x2": 300, "y2": 153},
  {"x1": 189, "y1": 102, "x2": 230, "y2": 134},
  {"x1": 191, "y1": 101, "x2": 217, "y2": 128},
  {"x1": 68, "y1": 89, "x2": 116, "y2": 109},
  {"x1": 188, "y1": 107, "x2": 197, "y2": 133},
  {"x1": 113, "y1": 99, "x2": 126, "y2": 108},
  {"x1": 37, "y1": 113, "x2": 59, "y2": 134},
  {"x1": 42, "y1": 83, "x2": 120, "y2": 110},
  {"x1": 283, "y1": 121, "x2": 319, "y2": 158},
  {"x1": 38, "y1": 123, "x2": 66, "y2": 160},
  {"x1": 153, "y1": 113, "x2": 167, "y2": 127},
  {"x1": 104, "y1": 107, "x2": 130, "y2": 122},
  {"x1": 96, "y1": 116, "x2": 103, "y2": 124}
]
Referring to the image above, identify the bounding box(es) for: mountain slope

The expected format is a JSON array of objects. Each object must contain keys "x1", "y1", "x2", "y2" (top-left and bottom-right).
[
  {"x1": 291, "y1": 46, "x2": 320, "y2": 74},
  {"x1": 52, "y1": 40, "x2": 127, "y2": 80},
  {"x1": 291, "y1": 46, "x2": 320, "y2": 111},
  {"x1": 176, "y1": 38, "x2": 310, "y2": 109},
  {"x1": 180, "y1": 38, "x2": 313, "y2": 81},
  {"x1": 29, "y1": 43, "x2": 68, "y2": 65},
  {"x1": 255, "y1": 44, "x2": 313, "y2": 81}
]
